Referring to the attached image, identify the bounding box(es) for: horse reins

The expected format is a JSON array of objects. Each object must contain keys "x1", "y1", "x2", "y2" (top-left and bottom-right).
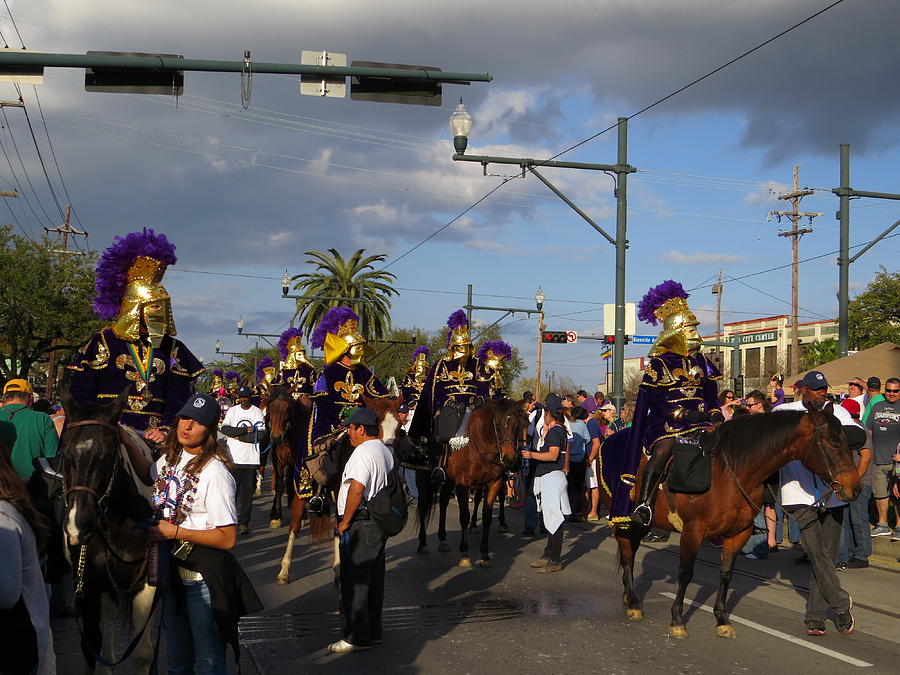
[
  {"x1": 809, "y1": 421, "x2": 855, "y2": 508},
  {"x1": 63, "y1": 420, "x2": 122, "y2": 507}
]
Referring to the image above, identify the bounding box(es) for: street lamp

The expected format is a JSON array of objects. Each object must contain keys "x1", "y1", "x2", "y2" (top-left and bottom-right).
[
  {"x1": 534, "y1": 287, "x2": 545, "y2": 312},
  {"x1": 236, "y1": 317, "x2": 245, "y2": 334},
  {"x1": 215, "y1": 339, "x2": 221, "y2": 353},
  {"x1": 449, "y1": 98, "x2": 472, "y2": 155},
  {"x1": 450, "y1": 105, "x2": 635, "y2": 410},
  {"x1": 534, "y1": 287, "x2": 546, "y2": 400},
  {"x1": 282, "y1": 270, "x2": 291, "y2": 297}
]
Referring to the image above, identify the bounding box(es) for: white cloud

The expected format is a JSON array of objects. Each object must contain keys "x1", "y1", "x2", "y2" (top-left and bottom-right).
[
  {"x1": 663, "y1": 250, "x2": 748, "y2": 265},
  {"x1": 744, "y1": 180, "x2": 789, "y2": 206}
]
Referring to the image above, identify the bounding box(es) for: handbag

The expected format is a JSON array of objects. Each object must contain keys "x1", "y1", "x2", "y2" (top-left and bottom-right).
[{"x1": 667, "y1": 439, "x2": 711, "y2": 494}]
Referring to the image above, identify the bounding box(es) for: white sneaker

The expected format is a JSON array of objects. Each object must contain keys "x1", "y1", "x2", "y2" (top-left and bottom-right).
[
  {"x1": 871, "y1": 525, "x2": 891, "y2": 537},
  {"x1": 327, "y1": 639, "x2": 370, "y2": 653}
]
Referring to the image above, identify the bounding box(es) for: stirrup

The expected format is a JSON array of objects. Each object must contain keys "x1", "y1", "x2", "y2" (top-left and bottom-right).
[{"x1": 630, "y1": 503, "x2": 652, "y2": 527}]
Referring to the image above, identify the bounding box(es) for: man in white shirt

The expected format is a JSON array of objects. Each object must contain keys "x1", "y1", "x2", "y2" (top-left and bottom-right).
[
  {"x1": 221, "y1": 386, "x2": 266, "y2": 534},
  {"x1": 330, "y1": 407, "x2": 393, "y2": 654},
  {"x1": 775, "y1": 370, "x2": 855, "y2": 637}
]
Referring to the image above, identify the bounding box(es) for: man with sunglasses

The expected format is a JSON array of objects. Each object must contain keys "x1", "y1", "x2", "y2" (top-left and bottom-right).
[{"x1": 867, "y1": 377, "x2": 900, "y2": 539}]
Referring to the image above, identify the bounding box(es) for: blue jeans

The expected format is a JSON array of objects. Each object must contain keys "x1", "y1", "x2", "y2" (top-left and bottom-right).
[
  {"x1": 741, "y1": 509, "x2": 769, "y2": 558},
  {"x1": 403, "y1": 468, "x2": 419, "y2": 500},
  {"x1": 522, "y1": 462, "x2": 539, "y2": 530},
  {"x1": 838, "y1": 483, "x2": 873, "y2": 563},
  {"x1": 165, "y1": 579, "x2": 227, "y2": 675},
  {"x1": 787, "y1": 511, "x2": 801, "y2": 544}
]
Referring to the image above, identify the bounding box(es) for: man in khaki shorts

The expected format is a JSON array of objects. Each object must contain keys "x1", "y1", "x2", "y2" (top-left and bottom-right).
[{"x1": 867, "y1": 377, "x2": 900, "y2": 539}]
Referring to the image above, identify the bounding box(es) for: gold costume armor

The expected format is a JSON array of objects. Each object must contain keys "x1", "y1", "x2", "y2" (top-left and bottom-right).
[
  {"x1": 323, "y1": 318, "x2": 369, "y2": 366},
  {"x1": 648, "y1": 296, "x2": 702, "y2": 357},
  {"x1": 111, "y1": 255, "x2": 177, "y2": 346}
]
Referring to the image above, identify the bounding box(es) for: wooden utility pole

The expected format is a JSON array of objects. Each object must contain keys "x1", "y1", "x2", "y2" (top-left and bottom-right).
[
  {"x1": 770, "y1": 167, "x2": 821, "y2": 377},
  {"x1": 711, "y1": 268, "x2": 724, "y2": 372},
  {"x1": 43, "y1": 206, "x2": 88, "y2": 400}
]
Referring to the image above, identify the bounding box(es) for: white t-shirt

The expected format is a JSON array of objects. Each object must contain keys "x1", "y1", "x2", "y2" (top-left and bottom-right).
[
  {"x1": 153, "y1": 453, "x2": 237, "y2": 530},
  {"x1": 222, "y1": 404, "x2": 266, "y2": 465},
  {"x1": 775, "y1": 399, "x2": 853, "y2": 507},
  {"x1": 337, "y1": 438, "x2": 393, "y2": 516},
  {"x1": 529, "y1": 409, "x2": 572, "y2": 450}
]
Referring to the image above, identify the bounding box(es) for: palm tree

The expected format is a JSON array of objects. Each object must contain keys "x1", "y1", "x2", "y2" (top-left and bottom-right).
[
  {"x1": 799, "y1": 337, "x2": 839, "y2": 371},
  {"x1": 291, "y1": 249, "x2": 398, "y2": 342}
]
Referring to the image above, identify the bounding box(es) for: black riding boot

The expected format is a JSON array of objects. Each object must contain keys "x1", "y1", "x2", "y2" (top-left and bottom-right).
[{"x1": 630, "y1": 469, "x2": 663, "y2": 526}]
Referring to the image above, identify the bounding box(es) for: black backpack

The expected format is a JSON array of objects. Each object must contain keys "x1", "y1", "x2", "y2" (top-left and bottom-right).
[{"x1": 366, "y1": 459, "x2": 409, "y2": 537}]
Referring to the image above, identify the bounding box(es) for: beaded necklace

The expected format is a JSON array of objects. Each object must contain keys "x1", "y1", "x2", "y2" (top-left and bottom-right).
[{"x1": 152, "y1": 452, "x2": 201, "y2": 525}]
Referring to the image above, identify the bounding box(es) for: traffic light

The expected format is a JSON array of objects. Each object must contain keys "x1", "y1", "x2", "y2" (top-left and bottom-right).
[
  {"x1": 541, "y1": 331, "x2": 568, "y2": 344},
  {"x1": 603, "y1": 335, "x2": 615, "y2": 344}
]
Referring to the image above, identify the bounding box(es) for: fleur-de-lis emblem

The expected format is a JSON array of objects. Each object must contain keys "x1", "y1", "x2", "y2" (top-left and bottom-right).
[
  {"x1": 334, "y1": 378, "x2": 364, "y2": 403},
  {"x1": 447, "y1": 369, "x2": 473, "y2": 386}
]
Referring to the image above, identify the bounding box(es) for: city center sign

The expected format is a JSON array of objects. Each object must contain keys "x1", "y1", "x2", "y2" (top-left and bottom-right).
[{"x1": 735, "y1": 330, "x2": 779, "y2": 345}]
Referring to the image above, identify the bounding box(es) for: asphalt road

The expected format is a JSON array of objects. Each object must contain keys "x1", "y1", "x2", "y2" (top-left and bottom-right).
[{"x1": 52, "y1": 484, "x2": 900, "y2": 674}]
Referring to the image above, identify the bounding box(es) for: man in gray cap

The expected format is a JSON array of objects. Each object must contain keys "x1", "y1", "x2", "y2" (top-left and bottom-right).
[
  {"x1": 775, "y1": 370, "x2": 856, "y2": 637},
  {"x1": 329, "y1": 407, "x2": 394, "y2": 654}
]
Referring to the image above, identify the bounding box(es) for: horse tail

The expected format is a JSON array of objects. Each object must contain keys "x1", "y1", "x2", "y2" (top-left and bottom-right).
[
  {"x1": 308, "y1": 513, "x2": 333, "y2": 544},
  {"x1": 416, "y1": 471, "x2": 437, "y2": 528}
]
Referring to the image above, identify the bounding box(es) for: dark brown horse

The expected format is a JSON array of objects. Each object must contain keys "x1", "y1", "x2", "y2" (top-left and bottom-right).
[
  {"x1": 276, "y1": 394, "x2": 403, "y2": 584},
  {"x1": 608, "y1": 402, "x2": 860, "y2": 638},
  {"x1": 264, "y1": 385, "x2": 309, "y2": 528},
  {"x1": 59, "y1": 389, "x2": 158, "y2": 673},
  {"x1": 418, "y1": 398, "x2": 527, "y2": 567}
]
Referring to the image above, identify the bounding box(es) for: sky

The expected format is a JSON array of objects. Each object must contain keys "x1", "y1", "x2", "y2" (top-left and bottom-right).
[{"x1": 4, "y1": 0, "x2": 899, "y2": 390}]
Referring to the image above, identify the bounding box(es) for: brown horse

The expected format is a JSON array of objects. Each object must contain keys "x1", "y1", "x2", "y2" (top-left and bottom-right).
[
  {"x1": 607, "y1": 402, "x2": 861, "y2": 638},
  {"x1": 276, "y1": 394, "x2": 403, "y2": 584},
  {"x1": 419, "y1": 398, "x2": 527, "y2": 567},
  {"x1": 264, "y1": 385, "x2": 309, "y2": 528}
]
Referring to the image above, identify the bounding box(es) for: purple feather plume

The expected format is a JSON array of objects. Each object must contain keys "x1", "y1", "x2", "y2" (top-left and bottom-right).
[
  {"x1": 311, "y1": 306, "x2": 359, "y2": 349},
  {"x1": 477, "y1": 340, "x2": 512, "y2": 361},
  {"x1": 411, "y1": 345, "x2": 430, "y2": 362},
  {"x1": 256, "y1": 356, "x2": 275, "y2": 382},
  {"x1": 637, "y1": 280, "x2": 689, "y2": 326},
  {"x1": 92, "y1": 228, "x2": 177, "y2": 320},
  {"x1": 277, "y1": 327, "x2": 303, "y2": 360},
  {"x1": 212, "y1": 368, "x2": 224, "y2": 378},
  {"x1": 224, "y1": 370, "x2": 240, "y2": 381}
]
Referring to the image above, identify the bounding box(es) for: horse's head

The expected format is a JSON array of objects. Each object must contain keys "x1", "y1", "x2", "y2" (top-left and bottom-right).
[
  {"x1": 265, "y1": 385, "x2": 297, "y2": 447},
  {"x1": 361, "y1": 394, "x2": 403, "y2": 443},
  {"x1": 494, "y1": 398, "x2": 529, "y2": 472},
  {"x1": 800, "y1": 401, "x2": 861, "y2": 503},
  {"x1": 59, "y1": 388, "x2": 128, "y2": 546}
]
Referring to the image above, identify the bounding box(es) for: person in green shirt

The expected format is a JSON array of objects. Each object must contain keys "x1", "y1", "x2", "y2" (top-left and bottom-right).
[{"x1": 0, "y1": 379, "x2": 57, "y2": 479}]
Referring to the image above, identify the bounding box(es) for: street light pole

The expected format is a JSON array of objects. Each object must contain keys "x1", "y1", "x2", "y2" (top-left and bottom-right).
[
  {"x1": 534, "y1": 287, "x2": 545, "y2": 401},
  {"x1": 451, "y1": 103, "x2": 635, "y2": 408}
]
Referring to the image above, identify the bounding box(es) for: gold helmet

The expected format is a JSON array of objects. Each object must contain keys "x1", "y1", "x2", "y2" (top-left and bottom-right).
[
  {"x1": 313, "y1": 307, "x2": 368, "y2": 367},
  {"x1": 446, "y1": 309, "x2": 472, "y2": 360},
  {"x1": 279, "y1": 327, "x2": 313, "y2": 370},
  {"x1": 637, "y1": 280, "x2": 702, "y2": 357},
  {"x1": 406, "y1": 346, "x2": 431, "y2": 382},
  {"x1": 93, "y1": 229, "x2": 177, "y2": 347}
]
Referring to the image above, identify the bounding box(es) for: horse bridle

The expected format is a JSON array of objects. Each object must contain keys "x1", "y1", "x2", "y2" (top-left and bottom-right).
[
  {"x1": 810, "y1": 421, "x2": 855, "y2": 505},
  {"x1": 63, "y1": 420, "x2": 122, "y2": 508},
  {"x1": 484, "y1": 414, "x2": 527, "y2": 467}
]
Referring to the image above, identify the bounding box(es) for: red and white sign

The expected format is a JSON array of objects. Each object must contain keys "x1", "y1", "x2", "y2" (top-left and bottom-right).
[{"x1": 566, "y1": 331, "x2": 577, "y2": 344}]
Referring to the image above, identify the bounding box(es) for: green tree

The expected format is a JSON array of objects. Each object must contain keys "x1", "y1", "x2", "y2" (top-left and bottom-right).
[
  {"x1": 0, "y1": 227, "x2": 101, "y2": 381},
  {"x1": 799, "y1": 337, "x2": 839, "y2": 371},
  {"x1": 849, "y1": 266, "x2": 900, "y2": 350},
  {"x1": 290, "y1": 249, "x2": 398, "y2": 343}
]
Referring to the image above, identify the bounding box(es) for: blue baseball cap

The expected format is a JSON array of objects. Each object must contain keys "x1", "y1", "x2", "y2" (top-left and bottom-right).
[
  {"x1": 347, "y1": 407, "x2": 378, "y2": 427},
  {"x1": 176, "y1": 393, "x2": 220, "y2": 429},
  {"x1": 800, "y1": 371, "x2": 829, "y2": 390}
]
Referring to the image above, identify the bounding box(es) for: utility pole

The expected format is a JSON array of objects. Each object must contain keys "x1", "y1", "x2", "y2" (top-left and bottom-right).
[
  {"x1": 770, "y1": 167, "x2": 821, "y2": 376},
  {"x1": 711, "y1": 269, "x2": 724, "y2": 372},
  {"x1": 534, "y1": 311, "x2": 545, "y2": 400},
  {"x1": 43, "y1": 205, "x2": 88, "y2": 400}
]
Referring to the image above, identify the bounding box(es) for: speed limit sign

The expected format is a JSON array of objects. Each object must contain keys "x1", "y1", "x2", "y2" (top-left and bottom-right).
[{"x1": 566, "y1": 331, "x2": 578, "y2": 344}]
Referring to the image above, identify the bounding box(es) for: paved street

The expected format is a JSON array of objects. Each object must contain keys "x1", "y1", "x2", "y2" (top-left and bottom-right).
[{"x1": 52, "y1": 481, "x2": 900, "y2": 674}]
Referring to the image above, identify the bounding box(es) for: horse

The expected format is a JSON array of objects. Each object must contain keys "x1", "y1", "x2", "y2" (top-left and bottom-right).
[
  {"x1": 417, "y1": 398, "x2": 526, "y2": 567},
  {"x1": 58, "y1": 388, "x2": 158, "y2": 674},
  {"x1": 264, "y1": 385, "x2": 310, "y2": 528},
  {"x1": 469, "y1": 482, "x2": 509, "y2": 534},
  {"x1": 276, "y1": 394, "x2": 403, "y2": 584},
  {"x1": 605, "y1": 402, "x2": 861, "y2": 639}
]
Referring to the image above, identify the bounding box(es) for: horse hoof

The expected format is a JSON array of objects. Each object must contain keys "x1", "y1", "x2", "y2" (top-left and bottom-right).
[
  {"x1": 625, "y1": 608, "x2": 644, "y2": 621},
  {"x1": 667, "y1": 625, "x2": 688, "y2": 639},
  {"x1": 458, "y1": 556, "x2": 473, "y2": 568},
  {"x1": 269, "y1": 519, "x2": 282, "y2": 529},
  {"x1": 498, "y1": 524, "x2": 509, "y2": 534},
  {"x1": 716, "y1": 624, "x2": 736, "y2": 639},
  {"x1": 276, "y1": 576, "x2": 289, "y2": 585},
  {"x1": 438, "y1": 542, "x2": 451, "y2": 553},
  {"x1": 417, "y1": 545, "x2": 430, "y2": 555},
  {"x1": 476, "y1": 558, "x2": 493, "y2": 568}
]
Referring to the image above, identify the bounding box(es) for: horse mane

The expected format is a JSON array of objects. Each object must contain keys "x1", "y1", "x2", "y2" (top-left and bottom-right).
[{"x1": 716, "y1": 410, "x2": 808, "y2": 477}]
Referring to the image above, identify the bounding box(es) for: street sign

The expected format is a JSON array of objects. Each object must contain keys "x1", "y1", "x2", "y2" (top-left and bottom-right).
[
  {"x1": 0, "y1": 48, "x2": 43, "y2": 84},
  {"x1": 734, "y1": 330, "x2": 778, "y2": 345},
  {"x1": 601, "y1": 348, "x2": 612, "y2": 360},
  {"x1": 603, "y1": 302, "x2": 636, "y2": 336},
  {"x1": 566, "y1": 331, "x2": 577, "y2": 344},
  {"x1": 85, "y1": 51, "x2": 184, "y2": 94},
  {"x1": 630, "y1": 335, "x2": 656, "y2": 345},
  {"x1": 300, "y1": 50, "x2": 347, "y2": 97},
  {"x1": 350, "y1": 61, "x2": 442, "y2": 106}
]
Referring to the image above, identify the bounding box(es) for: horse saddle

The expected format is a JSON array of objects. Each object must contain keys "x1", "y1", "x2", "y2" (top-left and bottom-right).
[
  {"x1": 306, "y1": 428, "x2": 347, "y2": 488},
  {"x1": 667, "y1": 435, "x2": 712, "y2": 495},
  {"x1": 434, "y1": 400, "x2": 467, "y2": 444}
]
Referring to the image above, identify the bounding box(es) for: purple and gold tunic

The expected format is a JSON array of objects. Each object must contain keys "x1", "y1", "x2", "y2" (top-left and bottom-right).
[{"x1": 68, "y1": 328, "x2": 204, "y2": 431}]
